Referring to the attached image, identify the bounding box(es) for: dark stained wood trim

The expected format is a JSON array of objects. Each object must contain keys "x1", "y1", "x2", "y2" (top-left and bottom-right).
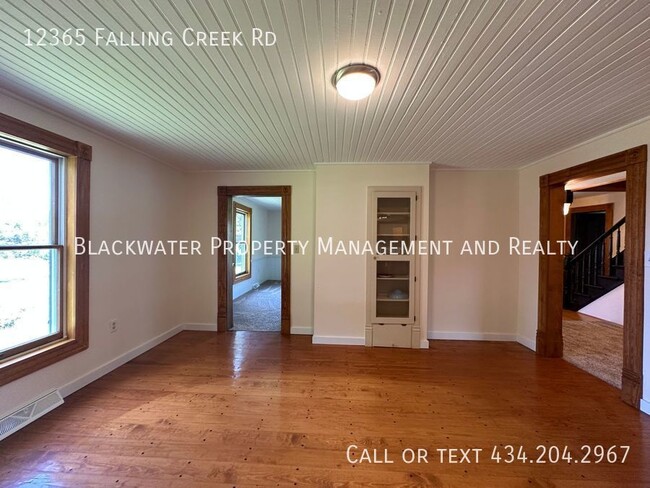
[
  {"x1": 584, "y1": 181, "x2": 626, "y2": 192},
  {"x1": 621, "y1": 160, "x2": 646, "y2": 407},
  {"x1": 218, "y1": 186, "x2": 292, "y2": 197},
  {"x1": 0, "y1": 113, "x2": 90, "y2": 386},
  {"x1": 546, "y1": 146, "x2": 645, "y2": 186},
  {"x1": 538, "y1": 145, "x2": 646, "y2": 408},
  {"x1": 281, "y1": 191, "x2": 292, "y2": 335},
  {"x1": 0, "y1": 113, "x2": 92, "y2": 159},
  {"x1": 536, "y1": 181, "x2": 565, "y2": 358},
  {"x1": 217, "y1": 193, "x2": 232, "y2": 332},
  {"x1": 75, "y1": 152, "x2": 91, "y2": 349},
  {"x1": 217, "y1": 186, "x2": 291, "y2": 335}
]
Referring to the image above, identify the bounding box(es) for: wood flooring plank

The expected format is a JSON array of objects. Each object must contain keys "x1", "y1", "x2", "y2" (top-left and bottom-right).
[{"x1": 0, "y1": 331, "x2": 648, "y2": 487}]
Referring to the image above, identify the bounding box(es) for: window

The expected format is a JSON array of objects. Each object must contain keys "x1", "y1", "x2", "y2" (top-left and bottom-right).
[
  {"x1": 0, "y1": 143, "x2": 63, "y2": 359},
  {"x1": 0, "y1": 113, "x2": 90, "y2": 386},
  {"x1": 233, "y1": 202, "x2": 252, "y2": 282}
]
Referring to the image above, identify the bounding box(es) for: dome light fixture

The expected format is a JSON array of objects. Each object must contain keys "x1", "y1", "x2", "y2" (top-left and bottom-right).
[{"x1": 332, "y1": 64, "x2": 380, "y2": 101}]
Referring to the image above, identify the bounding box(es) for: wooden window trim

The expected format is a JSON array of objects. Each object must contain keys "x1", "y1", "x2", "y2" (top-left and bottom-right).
[
  {"x1": 0, "y1": 113, "x2": 91, "y2": 386},
  {"x1": 233, "y1": 202, "x2": 252, "y2": 283}
]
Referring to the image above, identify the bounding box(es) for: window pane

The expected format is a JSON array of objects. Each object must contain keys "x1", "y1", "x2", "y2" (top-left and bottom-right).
[
  {"x1": 235, "y1": 254, "x2": 245, "y2": 275},
  {"x1": 0, "y1": 144, "x2": 56, "y2": 246},
  {"x1": 0, "y1": 249, "x2": 59, "y2": 354},
  {"x1": 235, "y1": 212, "x2": 245, "y2": 242}
]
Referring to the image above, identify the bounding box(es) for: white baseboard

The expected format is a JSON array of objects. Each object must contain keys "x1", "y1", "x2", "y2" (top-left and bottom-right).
[
  {"x1": 290, "y1": 326, "x2": 313, "y2": 335},
  {"x1": 183, "y1": 324, "x2": 312, "y2": 334},
  {"x1": 420, "y1": 339, "x2": 430, "y2": 349},
  {"x1": 59, "y1": 324, "x2": 184, "y2": 398},
  {"x1": 428, "y1": 331, "x2": 517, "y2": 342},
  {"x1": 312, "y1": 335, "x2": 365, "y2": 346},
  {"x1": 641, "y1": 399, "x2": 650, "y2": 416},
  {"x1": 183, "y1": 323, "x2": 218, "y2": 332},
  {"x1": 516, "y1": 335, "x2": 536, "y2": 351}
]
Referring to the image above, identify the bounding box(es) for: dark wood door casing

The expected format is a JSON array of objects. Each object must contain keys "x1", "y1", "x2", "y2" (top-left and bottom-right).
[{"x1": 537, "y1": 145, "x2": 646, "y2": 408}]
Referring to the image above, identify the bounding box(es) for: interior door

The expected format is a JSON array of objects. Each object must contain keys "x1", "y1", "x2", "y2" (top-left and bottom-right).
[{"x1": 571, "y1": 212, "x2": 606, "y2": 254}]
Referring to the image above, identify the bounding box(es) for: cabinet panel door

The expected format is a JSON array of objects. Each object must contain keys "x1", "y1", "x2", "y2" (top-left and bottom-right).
[{"x1": 372, "y1": 324, "x2": 412, "y2": 348}]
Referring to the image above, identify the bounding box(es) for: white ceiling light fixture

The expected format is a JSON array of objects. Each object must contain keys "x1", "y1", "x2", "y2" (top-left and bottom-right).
[{"x1": 332, "y1": 64, "x2": 380, "y2": 101}]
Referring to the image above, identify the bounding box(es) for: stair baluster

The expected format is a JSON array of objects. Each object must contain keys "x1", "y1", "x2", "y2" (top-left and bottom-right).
[{"x1": 563, "y1": 217, "x2": 625, "y2": 311}]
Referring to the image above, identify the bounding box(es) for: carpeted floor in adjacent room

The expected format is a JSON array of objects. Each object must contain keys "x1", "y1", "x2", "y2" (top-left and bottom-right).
[
  {"x1": 232, "y1": 280, "x2": 281, "y2": 332},
  {"x1": 562, "y1": 311, "x2": 623, "y2": 388}
]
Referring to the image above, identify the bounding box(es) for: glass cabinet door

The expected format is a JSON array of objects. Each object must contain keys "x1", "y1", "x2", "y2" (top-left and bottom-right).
[
  {"x1": 376, "y1": 196, "x2": 415, "y2": 255},
  {"x1": 372, "y1": 258, "x2": 414, "y2": 323},
  {"x1": 369, "y1": 190, "x2": 417, "y2": 325}
]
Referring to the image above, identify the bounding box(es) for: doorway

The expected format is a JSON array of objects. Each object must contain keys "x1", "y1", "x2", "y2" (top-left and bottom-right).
[
  {"x1": 217, "y1": 186, "x2": 291, "y2": 335},
  {"x1": 537, "y1": 145, "x2": 646, "y2": 408},
  {"x1": 231, "y1": 196, "x2": 282, "y2": 332},
  {"x1": 562, "y1": 189, "x2": 624, "y2": 388}
]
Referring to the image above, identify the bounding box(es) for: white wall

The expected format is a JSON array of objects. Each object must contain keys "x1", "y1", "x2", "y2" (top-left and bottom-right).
[
  {"x1": 517, "y1": 117, "x2": 650, "y2": 410},
  {"x1": 231, "y1": 198, "x2": 281, "y2": 300},
  {"x1": 429, "y1": 170, "x2": 519, "y2": 340},
  {"x1": 180, "y1": 171, "x2": 315, "y2": 333},
  {"x1": 312, "y1": 164, "x2": 430, "y2": 346},
  {"x1": 0, "y1": 93, "x2": 185, "y2": 417},
  {"x1": 579, "y1": 285, "x2": 625, "y2": 326},
  {"x1": 573, "y1": 192, "x2": 626, "y2": 224}
]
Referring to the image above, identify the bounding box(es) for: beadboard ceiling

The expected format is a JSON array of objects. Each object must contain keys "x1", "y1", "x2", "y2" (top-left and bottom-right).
[{"x1": 0, "y1": 1, "x2": 649, "y2": 171}]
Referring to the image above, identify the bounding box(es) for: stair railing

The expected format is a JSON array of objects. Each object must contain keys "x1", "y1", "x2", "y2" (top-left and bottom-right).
[{"x1": 564, "y1": 217, "x2": 625, "y2": 308}]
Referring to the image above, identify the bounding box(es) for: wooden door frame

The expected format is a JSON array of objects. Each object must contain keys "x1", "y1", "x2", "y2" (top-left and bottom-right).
[
  {"x1": 537, "y1": 145, "x2": 646, "y2": 408},
  {"x1": 565, "y1": 203, "x2": 614, "y2": 242},
  {"x1": 566, "y1": 203, "x2": 615, "y2": 274},
  {"x1": 217, "y1": 186, "x2": 291, "y2": 335}
]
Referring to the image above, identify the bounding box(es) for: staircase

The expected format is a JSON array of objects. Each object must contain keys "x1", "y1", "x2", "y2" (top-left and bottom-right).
[{"x1": 563, "y1": 217, "x2": 625, "y2": 311}]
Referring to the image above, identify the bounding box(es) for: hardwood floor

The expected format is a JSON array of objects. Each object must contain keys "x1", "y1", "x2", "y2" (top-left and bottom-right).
[
  {"x1": 1, "y1": 332, "x2": 649, "y2": 487},
  {"x1": 562, "y1": 309, "x2": 623, "y2": 388}
]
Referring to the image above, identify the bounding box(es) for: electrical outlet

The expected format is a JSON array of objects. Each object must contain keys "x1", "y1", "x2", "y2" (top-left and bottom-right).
[{"x1": 109, "y1": 319, "x2": 118, "y2": 333}]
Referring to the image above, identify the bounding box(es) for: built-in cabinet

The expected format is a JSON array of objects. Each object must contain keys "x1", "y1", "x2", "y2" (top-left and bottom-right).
[{"x1": 366, "y1": 187, "x2": 420, "y2": 348}]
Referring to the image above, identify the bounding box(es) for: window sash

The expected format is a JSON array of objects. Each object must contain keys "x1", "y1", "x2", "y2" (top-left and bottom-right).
[{"x1": 0, "y1": 140, "x2": 65, "y2": 361}]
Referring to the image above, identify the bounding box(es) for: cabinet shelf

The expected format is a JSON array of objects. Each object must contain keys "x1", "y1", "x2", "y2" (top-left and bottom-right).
[{"x1": 377, "y1": 275, "x2": 409, "y2": 280}]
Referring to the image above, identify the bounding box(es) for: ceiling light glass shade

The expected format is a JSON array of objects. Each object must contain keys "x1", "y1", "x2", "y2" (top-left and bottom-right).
[{"x1": 333, "y1": 65, "x2": 380, "y2": 100}]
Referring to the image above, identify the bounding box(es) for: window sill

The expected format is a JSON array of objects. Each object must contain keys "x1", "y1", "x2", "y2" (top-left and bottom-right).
[
  {"x1": 234, "y1": 272, "x2": 251, "y2": 284},
  {"x1": 0, "y1": 336, "x2": 88, "y2": 387}
]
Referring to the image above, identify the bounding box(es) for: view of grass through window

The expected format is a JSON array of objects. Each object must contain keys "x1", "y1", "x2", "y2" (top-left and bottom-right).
[{"x1": 0, "y1": 143, "x2": 60, "y2": 355}]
